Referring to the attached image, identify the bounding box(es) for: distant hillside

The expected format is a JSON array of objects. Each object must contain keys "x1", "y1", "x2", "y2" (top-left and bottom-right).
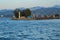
[
  {"x1": 30, "y1": 5, "x2": 60, "y2": 16},
  {"x1": 0, "y1": 9, "x2": 14, "y2": 17},
  {"x1": 0, "y1": 5, "x2": 60, "y2": 17},
  {"x1": 53, "y1": 5, "x2": 60, "y2": 8},
  {"x1": 0, "y1": 8, "x2": 25, "y2": 17}
]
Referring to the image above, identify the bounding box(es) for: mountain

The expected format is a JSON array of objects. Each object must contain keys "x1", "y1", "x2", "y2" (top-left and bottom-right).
[
  {"x1": 0, "y1": 9, "x2": 14, "y2": 17},
  {"x1": 0, "y1": 5, "x2": 60, "y2": 17},
  {"x1": 53, "y1": 5, "x2": 60, "y2": 8},
  {"x1": 30, "y1": 5, "x2": 60, "y2": 16},
  {"x1": 0, "y1": 8, "x2": 25, "y2": 17}
]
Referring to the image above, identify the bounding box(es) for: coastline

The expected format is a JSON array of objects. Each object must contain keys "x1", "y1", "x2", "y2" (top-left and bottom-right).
[{"x1": 12, "y1": 17, "x2": 60, "y2": 20}]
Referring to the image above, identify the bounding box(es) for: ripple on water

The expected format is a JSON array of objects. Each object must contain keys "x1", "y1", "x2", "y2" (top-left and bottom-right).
[{"x1": 0, "y1": 18, "x2": 60, "y2": 40}]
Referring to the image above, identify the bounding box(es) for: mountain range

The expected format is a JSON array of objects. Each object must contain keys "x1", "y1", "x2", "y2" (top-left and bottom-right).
[{"x1": 0, "y1": 5, "x2": 60, "y2": 17}]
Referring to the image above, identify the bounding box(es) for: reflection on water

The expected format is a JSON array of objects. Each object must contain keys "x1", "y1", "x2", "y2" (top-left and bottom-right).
[{"x1": 0, "y1": 18, "x2": 60, "y2": 40}]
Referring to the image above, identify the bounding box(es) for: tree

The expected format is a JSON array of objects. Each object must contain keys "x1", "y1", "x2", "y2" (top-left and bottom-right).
[
  {"x1": 55, "y1": 14, "x2": 59, "y2": 17},
  {"x1": 14, "y1": 8, "x2": 31, "y2": 18},
  {"x1": 23, "y1": 9, "x2": 31, "y2": 17},
  {"x1": 14, "y1": 9, "x2": 20, "y2": 18}
]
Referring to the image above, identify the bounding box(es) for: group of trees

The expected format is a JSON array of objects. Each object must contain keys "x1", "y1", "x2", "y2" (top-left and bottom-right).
[
  {"x1": 14, "y1": 9, "x2": 20, "y2": 18},
  {"x1": 14, "y1": 9, "x2": 31, "y2": 18}
]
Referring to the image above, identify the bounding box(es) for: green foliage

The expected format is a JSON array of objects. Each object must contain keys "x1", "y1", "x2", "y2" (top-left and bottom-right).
[
  {"x1": 23, "y1": 9, "x2": 31, "y2": 17},
  {"x1": 55, "y1": 14, "x2": 59, "y2": 17},
  {"x1": 14, "y1": 9, "x2": 20, "y2": 18},
  {"x1": 14, "y1": 8, "x2": 31, "y2": 18}
]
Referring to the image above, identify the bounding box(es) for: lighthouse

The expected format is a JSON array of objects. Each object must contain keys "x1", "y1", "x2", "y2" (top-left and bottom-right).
[{"x1": 19, "y1": 11, "x2": 21, "y2": 18}]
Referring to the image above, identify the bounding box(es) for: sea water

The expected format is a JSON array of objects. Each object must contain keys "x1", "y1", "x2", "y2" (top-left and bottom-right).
[{"x1": 0, "y1": 17, "x2": 60, "y2": 40}]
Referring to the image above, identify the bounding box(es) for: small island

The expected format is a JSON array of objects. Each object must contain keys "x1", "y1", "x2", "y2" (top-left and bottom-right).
[
  {"x1": 12, "y1": 8, "x2": 60, "y2": 20},
  {"x1": 12, "y1": 8, "x2": 33, "y2": 20}
]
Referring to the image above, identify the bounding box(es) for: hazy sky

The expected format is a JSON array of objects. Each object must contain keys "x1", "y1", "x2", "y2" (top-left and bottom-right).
[{"x1": 0, "y1": 0, "x2": 60, "y2": 9}]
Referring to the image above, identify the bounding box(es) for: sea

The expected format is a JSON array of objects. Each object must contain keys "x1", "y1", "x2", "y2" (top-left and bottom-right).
[{"x1": 0, "y1": 17, "x2": 60, "y2": 40}]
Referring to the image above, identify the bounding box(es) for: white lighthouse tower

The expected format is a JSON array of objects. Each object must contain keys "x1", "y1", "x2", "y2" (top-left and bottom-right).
[{"x1": 19, "y1": 12, "x2": 21, "y2": 18}]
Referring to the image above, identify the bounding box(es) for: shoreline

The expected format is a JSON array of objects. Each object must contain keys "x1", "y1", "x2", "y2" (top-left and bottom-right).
[{"x1": 12, "y1": 17, "x2": 60, "y2": 20}]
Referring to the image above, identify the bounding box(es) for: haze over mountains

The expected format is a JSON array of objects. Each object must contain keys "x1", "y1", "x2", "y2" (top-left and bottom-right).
[{"x1": 0, "y1": 5, "x2": 60, "y2": 17}]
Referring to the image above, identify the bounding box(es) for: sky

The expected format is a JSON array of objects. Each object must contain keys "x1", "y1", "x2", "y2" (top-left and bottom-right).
[{"x1": 0, "y1": 0, "x2": 60, "y2": 9}]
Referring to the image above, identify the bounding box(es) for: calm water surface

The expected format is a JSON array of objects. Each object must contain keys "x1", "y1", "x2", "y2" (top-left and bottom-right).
[{"x1": 0, "y1": 18, "x2": 60, "y2": 40}]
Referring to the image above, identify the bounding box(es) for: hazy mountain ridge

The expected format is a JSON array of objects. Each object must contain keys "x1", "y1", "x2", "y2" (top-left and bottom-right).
[
  {"x1": 30, "y1": 5, "x2": 60, "y2": 16},
  {"x1": 0, "y1": 5, "x2": 60, "y2": 17},
  {"x1": 0, "y1": 9, "x2": 14, "y2": 17}
]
